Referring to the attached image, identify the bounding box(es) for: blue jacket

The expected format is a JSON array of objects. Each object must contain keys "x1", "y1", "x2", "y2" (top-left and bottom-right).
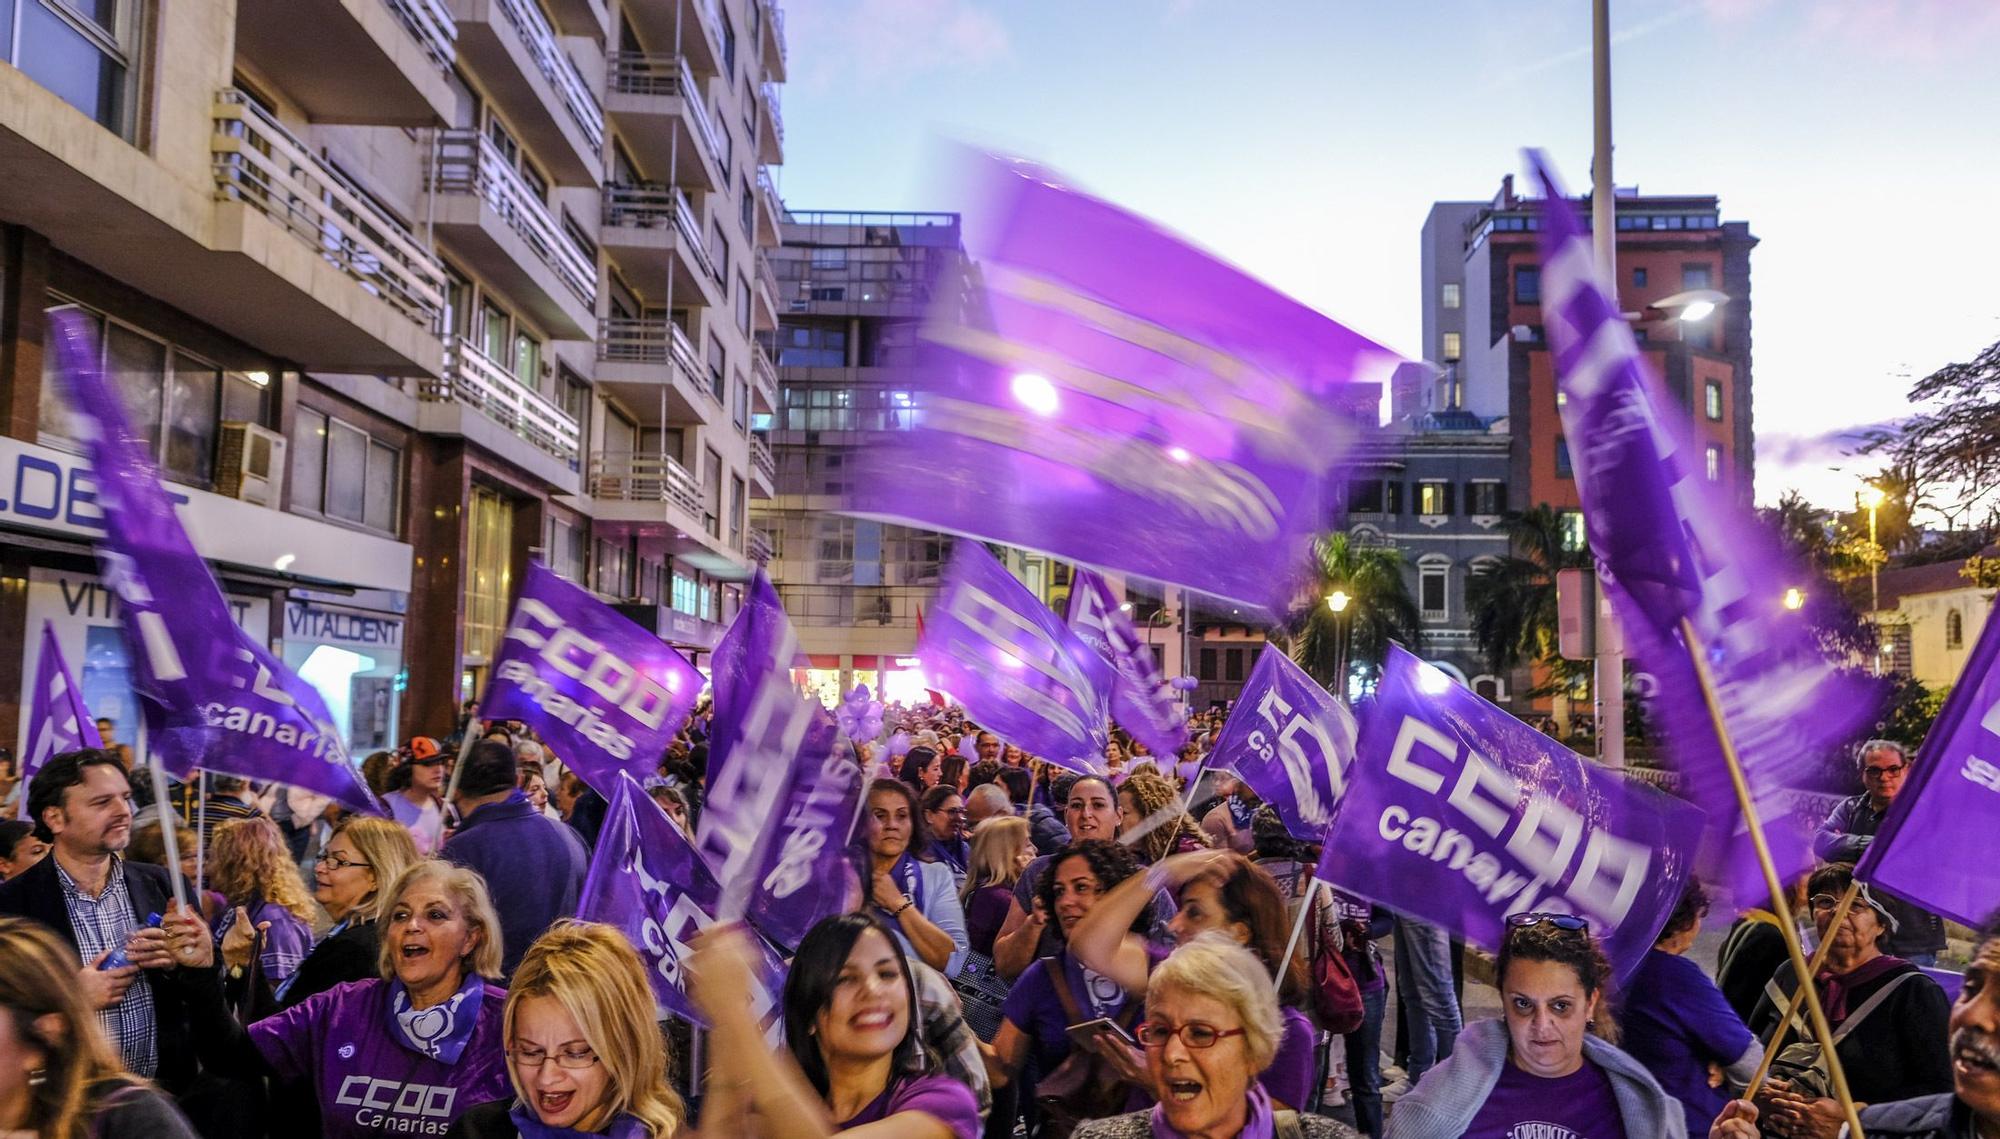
[{"x1": 443, "y1": 791, "x2": 588, "y2": 977}]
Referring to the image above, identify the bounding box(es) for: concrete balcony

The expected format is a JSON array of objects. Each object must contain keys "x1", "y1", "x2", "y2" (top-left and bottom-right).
[
  {"x1": 755, "y1": 166, "x2": 784, "y2": 245},
  {"x1": 235, "y1": 0, "x2": 458, "y2": 126},
  {"x1": 758, "y1": 1, "x2": 787, "y2": 82},
  {"x1": 606, "y1": 53, "x2": 724, "y2": 192},
  {"x1": 756, "y1": 81, "x2": 783, "y2": 166},
  {"x1": 418, "y1": 335, "x2": 581, "y2": 486},
  {"x1": 753, "y1": 247, "x2": 780, "y2": 330},
  {"x1": 450, "y1": 0, "x2": 603, "y2": 183},
  {"x1": 540, "y1": 0, "x2": 607, "y2": 37},
  {"x1": 600, "y1": 183, "x2": 720, "y2": 307},
  {"x1": 430, "y1": 130, "x2": 597, "y2": 339},
  {"x1": 596, "y1": 317, "x2": 721, "y2": 427},
  {"x1": 749, "y1": 338, "x2": 777, "y2": 412},
  {"x1": 588, "y1": 450, "x2": 713, "y2": 533},
  {"x1": 627, "y1": 0, "x2": 724, "y2": 80},
  {"x1": 748, "y1": 523, "x2": 774, "y2": 563},
  {"x1": 749, "y1": 434, "x2": 774, "y2": 498}
]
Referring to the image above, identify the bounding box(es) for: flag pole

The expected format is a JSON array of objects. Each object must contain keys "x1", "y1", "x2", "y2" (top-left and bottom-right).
[
  {"x1": 194, "y1": 769, "x2": 208, "y2": 893},
  {"x1": 1679, "y1": 618, "x2": 1863, "y2": 1138},
  {"x1": 147, "y1": 761, "x2": 191, "y2": 913},
  {"x1": 442, "y1": 702, "x2": 480, "y2": 806},
  {"x1": 1743, "y1": 880, "x2": 1862, "y2": 1098},
  {"x1": 1275, "y1": 876, "x2": 1318, "y2": 984}
]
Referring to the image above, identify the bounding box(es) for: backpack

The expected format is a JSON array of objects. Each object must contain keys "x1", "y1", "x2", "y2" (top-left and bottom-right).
[
  {"x1": 1764, "y1": 969, "x2": 1917, "y2": 1100},
  {"x1": 1302, "y1": 881, "x2": 1364, "y2": 1034},
  {"x1": 1036, "y1": 956, "x2": 1142, "y2": 1139}
]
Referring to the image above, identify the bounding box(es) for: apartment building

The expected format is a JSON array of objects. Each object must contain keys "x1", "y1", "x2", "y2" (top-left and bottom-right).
[{"x1": 0, "y1": 0, "x2": 786, "y2": 752}]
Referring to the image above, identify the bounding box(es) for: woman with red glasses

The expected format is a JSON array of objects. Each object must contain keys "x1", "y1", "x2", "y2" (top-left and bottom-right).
[{"x1": 1071, "y1": 933, "x2": 1354, "y2": 1138}]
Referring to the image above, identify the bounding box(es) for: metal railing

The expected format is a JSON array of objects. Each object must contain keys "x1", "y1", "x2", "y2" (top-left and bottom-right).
[
  {"x1": 607, "y1": 52, "x2": 723, "y2": 174},
  {"x1": 760, "y1": 80, "x2": 784, "y2": 146},
  {"x1": 767, "y1": 1, "x2": 785, "y2": 63},
  {"x1": 212, "y1": 91, "x2": 446, "y2": 330},
  {"x1": 493, "y1": 0, "x2": 603, "y2": 154},
  {"x1": 755, "y1": 247, "x2": 781, "y2": 306},
  {"x1": 598, "y1": 318, "x2": 721, "y2": 408},
  {"x1": 421, "y1": 336, "x2": 580, "y2": 462},
  {"x1": 750, "y1": 338, "x2": 777, "y2": 397},
  {"x1": 589, "y1": 450, "x2": 703, "y2": 518},
  {"x1": 755, "y1": 165, "x2": 782, "y2": 223},
  {"x1": 602, "y1": 183, "x2": 718, "y2": 281},
  {"x1": 432, "y1": 131, "x2": 597, "y2": 309},
  {"x1": 388, "y1": 0, "x2": 457, "y2": 74},
  {"x1": 748, "y1": 525, "x2": 773, "y2": 563},
  {"x1": 749, "y1": 433, "x2": 774, "y2": 482}
]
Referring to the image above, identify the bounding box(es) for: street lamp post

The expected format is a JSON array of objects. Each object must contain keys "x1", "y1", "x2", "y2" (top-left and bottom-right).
[
  {"x1": 1327, "y1": 589, "x2": 1351, "y2": 702},
  {"x1": 1861, "y1": 486, "x2": 1886, "y2": 674}
]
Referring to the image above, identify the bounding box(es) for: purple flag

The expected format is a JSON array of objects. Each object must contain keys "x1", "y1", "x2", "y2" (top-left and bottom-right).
[
  {"x1": 919, "y1": 541, "x2": 1111, "y2": 774},
  {"x1": 1066, "y1": 571, "x2": 1189, "y2": 758},
  {"x1": 579, "y1": 773, "x2": 787, "y2": 1028},
  {"x1": 20, "y1": 622, "x2": 104, "y2": 817},
  {"x1": 696, "y1": 572, "x2": 828, "y2": 919},
  {"x1": 849, "y1": 151, "x2": 1404, "y2": 609},
  {"x1": 1529, "y1": 152, "x2": 1880, "y2": 901},
  {"x1": 481, "y1": 563, "x2": 703, "y2": 798},
  {"x1": 1209, "y1": 646, "x2": 1353, "y2": 840},
  {"x1": 747, "y1": 709, "x2": 864, "y2": 951},
  {"x1": 47, "y1": 310, "x2": 381, "y2": 815},
  {"x1": 1318, "y1": 646, "x2": 1706, "y2": 975},
  {"x1": 1857, "y1": 598, "x2": 2000, "y2": 926}
]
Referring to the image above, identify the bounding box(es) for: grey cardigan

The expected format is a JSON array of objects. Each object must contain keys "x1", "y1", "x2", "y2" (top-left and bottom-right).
[{"x1": 1385, "y1": 1018, "x2": 1688, "y2": 1139}]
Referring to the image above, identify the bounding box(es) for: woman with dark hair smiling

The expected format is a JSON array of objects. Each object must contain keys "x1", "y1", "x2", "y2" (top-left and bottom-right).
[{"x1": 691, "y1": 913, "x2": 980, "y2": 1137}]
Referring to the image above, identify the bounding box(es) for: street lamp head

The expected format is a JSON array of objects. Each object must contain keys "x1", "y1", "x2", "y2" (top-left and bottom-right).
[
  {"x1": 1678, "y1": 300, "x2": 1716, "y2": 323},
  {"x1": 1328, "y1": 590, "x2": 1351, "y2": 613},
  {"x1": 1860, "y1": 485, "x2": 1887, "y2": 510},
  {"x1": 1782, "y1": 587, "x2": 1806, "y2": 611}
]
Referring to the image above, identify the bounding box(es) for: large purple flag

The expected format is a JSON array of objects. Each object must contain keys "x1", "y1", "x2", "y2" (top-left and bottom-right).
[
  {"x1": 1529, "y1": 152, "x2": 1880, "y2": 901},
  {"x1": 20, "y1": 622, "x2": 104, "y2": 817},
  {"x1": 1209, "y1": 646, "x2": 1353, "y2": 841},
  {"x1": 1857, "y1": 599, "x2": 2000, "y2": 926},
  {"x1": 696, "y1": 572, "x2": 828, "y2": 919},
  {"x1": 1319, "y1": 646, "x2": 1706, "y2": 975},
  {"x1": 47, "y1": 310, "x2": 381, "y2": 815},
  {"x1": 747, "y1": 710, "x2": 864, "y2": 951},
  {"x1": 481, "y1": 563, "x2": 703, "y2": 798},
  {"x1": 1066, "y1": 571, "x2": 1188, "y2": 758},
  {"x1": 579, "y1": 773, "x2": 787, "y2": 1029},
  {"x1": 919, "y1": 541, "x2": 1111, "y2": 774},
  {"x1": 849, "y1": 152, "x2": 1404, "y2": 609}
]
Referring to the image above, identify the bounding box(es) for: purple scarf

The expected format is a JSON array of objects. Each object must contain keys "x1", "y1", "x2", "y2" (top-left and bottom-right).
[
  {"x1": 1818, "y1": 954, "x2": 1909, "y2": 1023},
  {"x1": 508, "y1": 1104, "x2": 649, "y2": 1139},
  {"x1": 386, "y1": 972, "x2": 486, "y2": 1064},
  {"x1": 873, "y1": 853, "x2": 925, "y2": 924},
  {"x1": 1149, "y1": 1082, "x2": 1275, "y2": 1139}
]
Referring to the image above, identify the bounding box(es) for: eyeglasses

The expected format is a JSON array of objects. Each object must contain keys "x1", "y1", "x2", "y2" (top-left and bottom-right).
[
  {"x1": 1135, "y1": 1021, "x2": 1248, "y2": 1049},
  {"x1": 315, "y1": 851, "x2": 370, "y2": 871},
  {"x1": 1505, "y1": 912, "x2": 1590, "y2": 933},
  {"x1": 934, "y1": 807, "x2": 967, "y2": 818},
  {"x1": 507, "y1": 1045, "x2": 599, "y2": 1070},
  {"x1": 1863, "y1": 764, "x2": 1905, "y2": 779}
]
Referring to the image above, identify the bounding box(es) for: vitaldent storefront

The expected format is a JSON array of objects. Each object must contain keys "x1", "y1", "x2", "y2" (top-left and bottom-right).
[{"x1": 3, "y1": 434, "x2": 413, "y2": 762}]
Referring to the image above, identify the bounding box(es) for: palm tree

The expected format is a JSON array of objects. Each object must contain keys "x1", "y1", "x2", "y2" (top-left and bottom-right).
[
  {"x1": 1285, "y1": 532, "x2": 1421, "y2": 694},
  {"x1": 1465, "y1": 505, "x2": 1591, "y2": 692}
]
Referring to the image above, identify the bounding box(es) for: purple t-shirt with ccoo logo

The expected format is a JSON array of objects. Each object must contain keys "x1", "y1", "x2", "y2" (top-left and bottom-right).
[
  {"x1": 1461, "y1": 1060, "x2": 1629, "y2": 1139},
  {"x1": 248, "y1": 977, "x2": 511, "y2": 1139}
]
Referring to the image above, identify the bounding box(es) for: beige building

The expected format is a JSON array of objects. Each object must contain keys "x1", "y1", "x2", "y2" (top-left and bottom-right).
[
  {"x1": 1872, "y1": 555, "x2": 1996, "y2": 691},
  {"x1": 0, "y1": 0, "x2": 787, "y2": 746}
]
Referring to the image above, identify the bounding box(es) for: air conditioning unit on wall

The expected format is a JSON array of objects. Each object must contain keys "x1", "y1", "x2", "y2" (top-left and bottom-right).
[{"x1": 215, "y1": 421, "x2": 287, "y2": 507}]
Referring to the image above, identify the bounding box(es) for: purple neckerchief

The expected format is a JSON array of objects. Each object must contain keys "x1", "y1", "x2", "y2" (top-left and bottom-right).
[
  {"x1": 927, "y1": 837, "x2": 969, "y2": 876},
  {"x1": 386, "y1": 972, "x2": 486, "y2": 1064},
  {"x1": 874, "y1": 853, "x2": 925, "y2": 924},
  {"x1": 1819, "y1": 954, "x2": 1910, "y2": 1023},
  {"x1": 1061, "y1": 950, "x2": 1129, "y2": 1021},
  {"x1": 1151, "y1": 1082, "x2": 1275, "y2": 1139},
  {"x1": 508, "y1": 1103, "x2": 649, "y2": 1139},
  {"x1": 1226, "y1": 794, "x2": 1256, "y2": 830}
]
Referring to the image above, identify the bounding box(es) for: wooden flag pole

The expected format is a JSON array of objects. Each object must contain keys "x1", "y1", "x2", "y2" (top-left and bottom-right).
[
  {"x1": 1275, "y1": 876, "x2": 1319, "y2": 985},
  {"x1": 1680, "y1": 619, "x2": 1865, "y2": 1139},
  {"x1": 1743, "y1": 880, "x2": 1862, "y2": 1098},
  {"x1": 194, "y1": 769, "x2": 208, "y2": 892},
  {"x1": 146, "y1": 761, "x2": 191, "y2": 913}
]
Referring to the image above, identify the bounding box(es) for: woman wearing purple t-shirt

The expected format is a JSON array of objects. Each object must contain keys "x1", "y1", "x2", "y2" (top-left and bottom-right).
[
  {"x1": 1387, "y1": 915, "x2": 1686, "y2": 1139},
  {"x1": 690, "y1": 913, "x2": 981, "y2": 1139},
  {"x1": 180, "y1": 860, "x2": 513, "y2": 1139},
  {"x1": 209, "y1": 818, "x2": 316, "y2": 993}
]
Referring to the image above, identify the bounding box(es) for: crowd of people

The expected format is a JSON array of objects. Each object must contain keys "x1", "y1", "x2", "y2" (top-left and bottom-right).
[{"x1": 0, "y1": 707, "x2": 1991, "y2": 1139}]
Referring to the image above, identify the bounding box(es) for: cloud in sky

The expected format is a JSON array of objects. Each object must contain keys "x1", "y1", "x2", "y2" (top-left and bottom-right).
[
  {"x1": 1758, "y1": 421, "x2": 1898, "y2": 468},
  {"x1": 1700, "y1": 0, "x2": 2000, "y2": 59},
  {"x1": 788, "y1": 0, "x2": 1010, "y2": 93}
]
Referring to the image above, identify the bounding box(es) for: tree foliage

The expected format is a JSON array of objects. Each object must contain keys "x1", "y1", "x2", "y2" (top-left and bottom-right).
[
  {"x1": 1865, "y1": 336, "x2": 2000, "y2": 529},
  {"x1": 1283, "y1": 532, "x2": 1421, "y2": 691},
  {"x1": 1465, "y1": 506, "x2": 1591, "y2": 692}
]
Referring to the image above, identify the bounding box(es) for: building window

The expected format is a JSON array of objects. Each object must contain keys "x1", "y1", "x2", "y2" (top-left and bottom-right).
[
  {"x1": 739, "y1": 176, "x2": 755, "y2": 236},
  {"x1": 1705, "y1": 444, "x2": 1722, "y2": 482},
  {"x1": 1705, "y1": 379, "x2": 1724, "y2": 421},
  {"x1": 1632, "y1": 267, "x2": 1648, "y2": 287},
  {"x1": 1199, "y1": 648, "x2": 1218, "y2": 681},
  {"x1": 1473, "y1": 674, "x2": 1509, "y2": 702},
  {"x1": 1346, "y1": 478, "x2": 1385, "y2": 514},
  {"x1": 546, "y1": 516, "x2": 587, "y2": 584},
  {"x1": 1555, "y1": 437, "x2": 1572, "y2": 478},
  {"x1": 290, "y1": 407, "x2": 403, "y2": 536},
  {"x1": 1468, "y1": 480, "x2": 1504, "y2": 515},
  {"x1": 732, "y1": 371, "x2": 749, "y2": 430},
  {"x1": 707, "y1": 336, "x2": 726, "y2": 402},
  {"x1": 736, "y1": 275, "x2": 752, "y2": 337},
  {"x1": 720, "y1": 10, "x2": 736, "y2": 76},
  {"x1": 1441, "y1": 283, "x2": 1461, "y2": 310},
  {"x1": 1416, "y1": 480, "x2": 1453, "y2": 516},
  {"x1": 594, "y1": 536, "x2": 629, "y2": 598},
  {"x1": 1683, "y1": 264, "x2": 1713, "y2": 289},
  {"x1": 1419, "y1": 562, "x2": 1449, "y2": 622},
  {"x1": 1514, "y1": 265, "x2": 1541, "y2": 305},
  {"x1": 9, "y1": 0, "x2": 138, "y2": 138},
  {"x1": 465, "y1": 487, "x2": 514, "y2": 664},
  {"x1": 1384, "y1": 480, "x2": 1405, "y2": 514},
  {"x1": 1558, "y1": 510, "x2": 1587, "y2": 553},
  {"x1": 1224, "y1": 649, "x2": 1245, "y2": 683},
  {"x1": 513, "y1": 331, "x2": 541, "y2": 389},
  {"x1": 729, "y1": 475, "x2": 745, "y2": 550},
  {"x1": 1948, "y1": 609, "x2": 1965, "y2": 649},
  {"x1": 709, "y1": 222, "x2": 731, "y2": 284},
  {"x1": 1441, "y1": 332, "x2": 1462, "y2": 362}
]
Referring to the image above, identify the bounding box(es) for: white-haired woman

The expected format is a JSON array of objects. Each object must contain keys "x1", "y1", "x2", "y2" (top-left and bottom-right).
[{"x1": 1073, "y1": 934, "x2": 1358, "y2": 1138}]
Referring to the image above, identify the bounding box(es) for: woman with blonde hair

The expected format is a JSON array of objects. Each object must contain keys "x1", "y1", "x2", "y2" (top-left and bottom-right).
[
  {"x1": 183, "y1": 860, "x2": 513, "y2": 1138},
  {"x1": 447, "y1": 921, "x2": 684, "y2": 1137},
  {"x1": 209, "y1": 816, "x2": 317, "y2": 993},
  {"x1": 1115, "y1": 770, "x2": 1211, "y2": 865},
  {"x1": 0, "y1": 918, "x2": 198, "y2": 1139},
  {"x1": 960, "y1": 816, "x2": 1033, "y2": 958}
]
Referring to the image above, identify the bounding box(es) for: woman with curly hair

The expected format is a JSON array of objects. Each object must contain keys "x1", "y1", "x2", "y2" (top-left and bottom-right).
[
  {"x1": 1114, "y1": 770, "x2": 1210, "y2": 865},
  {"x1": 208, "y1": 817, "x2": 317, "y2": 993}
]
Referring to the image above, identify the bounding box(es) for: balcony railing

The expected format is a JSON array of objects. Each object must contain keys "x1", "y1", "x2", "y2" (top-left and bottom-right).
[
  {"x1": 494, "y1": 0, "x2": 603, "y2": 154},
  {"x1": 212, "y1": 91, "x2": 446, "y2": 330},
  {"x1": 755, "y1": 247, "x2": 781, "y2": 305},
  {"x1": 421, "y1": 336, "x2": 580, "y2": 463},
  {"x1": 598, "y1": 317, "x2": 721, "y2": 404},
  {"x1": 755, "y1": 165, "x2": 783, "y2": 222},
  {"x1": 750, "y1": 338, "x2": 777, "y2": 394},
  {"x1": 760, "y1": 80, "x2": 784, "y2": 146},
  {"x1": 388, "y1": 0, "x2": 457, "y2": 74},
  {"x1": 748, "y1": 524, "x2": 773, "y2": 563},
  {"x1": 602, "y1": 183, "x2": 718, "y2": 282},
  {"x1": 589, "y1": 450, "x2": 703, "y2": 518},
  {"x1": 432, "y1": 131, "x2": 597, "y2": 308},
  {"x1": 766, "y1": 1, "x2": 786, "y2": 63},
  {"x1": 608, "y1": 52, "x2": 723, "y2": 174},
  {"x1": 749, "y1": 433, "x2": 774, "y2": 482}
]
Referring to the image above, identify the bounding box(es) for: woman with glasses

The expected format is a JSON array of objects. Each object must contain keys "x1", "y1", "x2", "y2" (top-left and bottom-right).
[
  {"x1": 864, "y1": 778, "x2": 969, "y2": 977},
  {"x1": 445, "y1": 921, "x2": 683, "y2": 1138},
  {"x1": 1386, "y1": 913, "x2": 1685, "y2": 1138},
  {"x1": 1071, "y1": 934, "x2": 1355, "y2": 1138},
  {"x1": 923, "y1": 786, "x2": 972, "y2": 881}
]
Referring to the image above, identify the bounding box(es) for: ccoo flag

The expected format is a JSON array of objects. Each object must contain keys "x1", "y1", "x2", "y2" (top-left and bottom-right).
[
  {"x1": 1528, "y1": 152, "x2": 1880, "y2": 900},
  {"x1": 1066, "y1": 570, "x2": 1189, "y2": 759},
  {"x1": 47, "y1": 310, "x2": 381, "y2": 815},
  {"x1": 1319, "y1": 646, "x2": 1706, "y2": 976},
  {"x1": 481, "y1": 563, "x2": 704, "y2": 798},
  {"x1": 20, "y1": 622, "x2": 104, "y2": 816},
  {"x1": 578, "y1": 773, "x2": 787, "y2": 1029},
  {"x1": 920, "y1": 541, "x2": 1112, "y2": 774},
  {"x1": 849, "y1": 151, "x2": 1405, "y2": 610},
  {"x1": 1209, "y1": 646, "x2": 1354, "y2": 841},
  {"x1": 746, "y1": 708, "x2": 864, "y2": 951},
  {"x1": 1857, "y1": 599, "x2": 2000, "y2": 926}
]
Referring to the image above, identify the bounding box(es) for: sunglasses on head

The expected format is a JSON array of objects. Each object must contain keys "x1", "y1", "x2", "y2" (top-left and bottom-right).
[{"x1": 1506, "y1": 912, "x2": 1590, "y2": 933}]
